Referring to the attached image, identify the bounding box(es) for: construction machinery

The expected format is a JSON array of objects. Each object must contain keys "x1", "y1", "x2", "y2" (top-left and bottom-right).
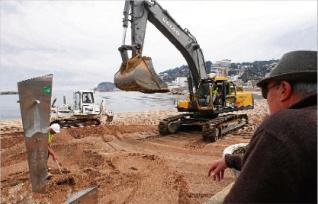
[
  {"x1": 50, "y1": 90, "x2": 113, "y2": 127},
  {"x1": 114, "y1": 0, "x2": 254, "y2": 142}
]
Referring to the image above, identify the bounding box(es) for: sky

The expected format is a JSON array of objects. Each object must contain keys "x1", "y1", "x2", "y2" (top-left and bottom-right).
[{"x1": 0, "y1": 0, "x2": 317, "y2": 91}]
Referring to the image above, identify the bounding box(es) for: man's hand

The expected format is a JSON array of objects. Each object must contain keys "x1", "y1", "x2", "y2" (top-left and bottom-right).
[{"x1": 208, "y1": 158, "x2": 227, "y2": 181}]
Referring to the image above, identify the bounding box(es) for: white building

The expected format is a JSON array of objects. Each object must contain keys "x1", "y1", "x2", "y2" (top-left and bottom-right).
[
  {"x1": 214, "y1": 59, "x2": 231, "y2": 67},
  {"x1": 211, "y1": 59, "x2": 231, "y2": 77},
  {"x1": 173, "y1": 77, "x2": 188, "y2": 87}
]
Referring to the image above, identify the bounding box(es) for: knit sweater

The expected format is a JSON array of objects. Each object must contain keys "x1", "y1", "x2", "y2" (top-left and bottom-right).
[{"x1": 224, "y1": 94, "x2": 317, "y2": 203}]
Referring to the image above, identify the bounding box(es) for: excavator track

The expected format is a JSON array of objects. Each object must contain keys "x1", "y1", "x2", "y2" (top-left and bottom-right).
[
  {"x1": 159, "y1": 113, "x2": 190, "y2": 135},
  {"x1": 158, "y1": 113, "x2": 248, "y2": 143},
  {"x1": 201, "y1": 114, "x2": 248, "y2": 142}
]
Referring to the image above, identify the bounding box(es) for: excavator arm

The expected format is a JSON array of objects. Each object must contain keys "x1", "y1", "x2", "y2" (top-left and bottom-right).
[{"x1": 115, "y1": 0, "x2": 208, "y2": 93}]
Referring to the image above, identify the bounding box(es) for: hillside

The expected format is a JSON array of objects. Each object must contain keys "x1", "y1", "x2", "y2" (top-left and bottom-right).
[
  {"x1": 95, "y1": 82, "x2": 116, "y2": 92},
  {"x1": 159, "y1": 59, "x2": 278, "y2": 83},
  {"x1": 159, "y1": 61, "x2": 213, "y2": 82},
  {"x1": 97, "y1": 59, "x2": 278, "y2": 90},
  {"x1": 231, "y1": 60, "x2": 278, "y2": 82}
]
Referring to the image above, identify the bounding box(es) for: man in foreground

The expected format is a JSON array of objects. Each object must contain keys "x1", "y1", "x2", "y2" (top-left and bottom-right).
[{"x1": 208, "y1": 50, "x2": 317, "y2": 203}]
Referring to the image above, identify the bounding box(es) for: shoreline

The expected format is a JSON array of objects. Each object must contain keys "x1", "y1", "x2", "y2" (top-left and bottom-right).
[
  {"x1": 0, "y1": 100, "x2": 267, "y2": 135},
  {"x1": 0, "y1": 92, "x2": 265, "y2": 122},
  {"x1": 0, "y1": 91, "x2": 18, "y2": 95}
]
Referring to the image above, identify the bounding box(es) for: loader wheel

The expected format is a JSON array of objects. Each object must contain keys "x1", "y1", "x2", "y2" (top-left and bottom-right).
[
  {"x1": 106, "y1": 115, "x2": 114, "y2": 123},
  {"x1": 93, "y1": 119, "x2": 101, "y2": 125}
]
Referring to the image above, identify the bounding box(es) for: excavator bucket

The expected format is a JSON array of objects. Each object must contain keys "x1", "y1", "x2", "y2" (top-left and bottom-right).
[{"x1": 114, "y1": 55, "x2": 169, "y2": 93}]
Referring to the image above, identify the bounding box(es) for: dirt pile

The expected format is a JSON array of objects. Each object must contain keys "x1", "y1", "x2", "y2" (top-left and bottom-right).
[{"x1": 1, "y1": 100, "x2": 268, "y2": 204}]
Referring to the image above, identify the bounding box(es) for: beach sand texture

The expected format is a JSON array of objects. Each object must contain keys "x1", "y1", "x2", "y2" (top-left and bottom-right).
[{"x1": 0, "y1": 100, "x2": 268, "y2": 204}]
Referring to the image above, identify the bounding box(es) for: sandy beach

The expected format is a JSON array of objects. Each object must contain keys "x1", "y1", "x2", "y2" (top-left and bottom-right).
[{"x1": 1, "y1": 99, "x2": 268, "y2": 204}]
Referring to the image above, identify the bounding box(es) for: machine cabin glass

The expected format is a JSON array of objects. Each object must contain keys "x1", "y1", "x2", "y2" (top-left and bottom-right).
[
  {"x1": 82, "y1": 92, "x2": 94, "y2": 104},
  {"x1": 227, "y1": 82, "x2": 236, "y2": 95},
  {"x1": 225, "y1": 82, "x2": 237, "y2": 108},
  {"x1": 196, "y1": 81, "x2": 214, "y2": 108}
]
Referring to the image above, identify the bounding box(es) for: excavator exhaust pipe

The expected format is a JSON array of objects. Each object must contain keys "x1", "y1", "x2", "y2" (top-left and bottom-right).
[{"x1": 114, "y1": 54, "x2": 169, "y2": 93}]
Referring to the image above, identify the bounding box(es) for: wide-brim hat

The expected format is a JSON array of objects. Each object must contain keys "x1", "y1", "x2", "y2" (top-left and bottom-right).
[{"x1": 257, "y1": 50, "x2": 317, "y2": 88}]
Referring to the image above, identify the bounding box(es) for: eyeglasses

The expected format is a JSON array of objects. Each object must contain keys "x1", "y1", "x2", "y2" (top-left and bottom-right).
[{"x1": 261, "y1": 82, "x2": 280, "y2": 99}]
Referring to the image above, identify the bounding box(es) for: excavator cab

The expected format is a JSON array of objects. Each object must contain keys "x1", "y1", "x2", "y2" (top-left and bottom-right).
[{"x1": 194, "y1": 77, "x2": 240, "y2": 112}]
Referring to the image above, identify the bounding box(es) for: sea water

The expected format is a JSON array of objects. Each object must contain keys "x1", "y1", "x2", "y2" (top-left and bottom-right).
[
  {"x1": 0, "y1": 91, "x2": 185, "y2": 120},
  {"x1": 0, "y1": 90, "x2": 263, "y2": 120}
]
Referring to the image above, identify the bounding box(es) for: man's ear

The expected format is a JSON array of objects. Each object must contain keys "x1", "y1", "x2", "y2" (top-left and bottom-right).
[{"x1": 279, "y1": 81, "x2": 293, "y2": 102}]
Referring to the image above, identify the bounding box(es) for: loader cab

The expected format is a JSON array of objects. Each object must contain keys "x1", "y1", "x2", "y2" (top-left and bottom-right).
[
  {"x1": 82, "y1": 92, "x2": 94, "y2": 104},
  {"x1": 73, "y1": 91, "x2": 96, "y2": 115}
]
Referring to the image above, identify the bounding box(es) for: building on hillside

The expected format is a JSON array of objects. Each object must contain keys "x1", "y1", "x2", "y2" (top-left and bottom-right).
[
  {"x1": 215, "y1": 59, "x2": 231, "y2": 67},
  {"x1": 210, "y1": 59, "x2": 231, "y2": 77},
  {"x1": 173, "y1": 77, "x2": 188, "y2": 87}
]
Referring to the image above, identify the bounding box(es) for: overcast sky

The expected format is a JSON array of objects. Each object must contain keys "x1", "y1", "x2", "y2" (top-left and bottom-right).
[{"x1": 0, "y1": 0, "x2": 317, "y2": 91}]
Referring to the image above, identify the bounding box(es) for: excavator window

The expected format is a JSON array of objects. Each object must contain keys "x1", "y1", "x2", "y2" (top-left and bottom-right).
[
  {"x1": 197, "y1": 82, "x2": 212, "y2": 107},
  {"x1": 227, "y1": 82, "x2": 236, "y2": 95},
  {"x1": 225, "y1": 82, "x2": 236, "y2": 108},
  {"x1": 213, "y1": 82, "x2": 224, "y2": 106}
]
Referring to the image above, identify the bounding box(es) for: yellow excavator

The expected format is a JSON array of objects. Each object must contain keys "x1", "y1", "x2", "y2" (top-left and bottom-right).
[{"x1": 114, "y1": 0, "x2": 254, "y2": 142}]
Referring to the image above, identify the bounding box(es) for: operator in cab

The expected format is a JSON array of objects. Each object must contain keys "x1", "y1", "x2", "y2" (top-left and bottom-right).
[
  {"x1": 207, "y1": 50, "x2": 317, "y2": 203},
  {"x1": 84, "y1": 95, "x2": 92, "y2": 103}
]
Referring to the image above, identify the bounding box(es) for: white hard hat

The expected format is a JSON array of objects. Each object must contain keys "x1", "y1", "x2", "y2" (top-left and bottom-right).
[{"x1": 50, "y1": 123, "x2": 60, "y2": 133}]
